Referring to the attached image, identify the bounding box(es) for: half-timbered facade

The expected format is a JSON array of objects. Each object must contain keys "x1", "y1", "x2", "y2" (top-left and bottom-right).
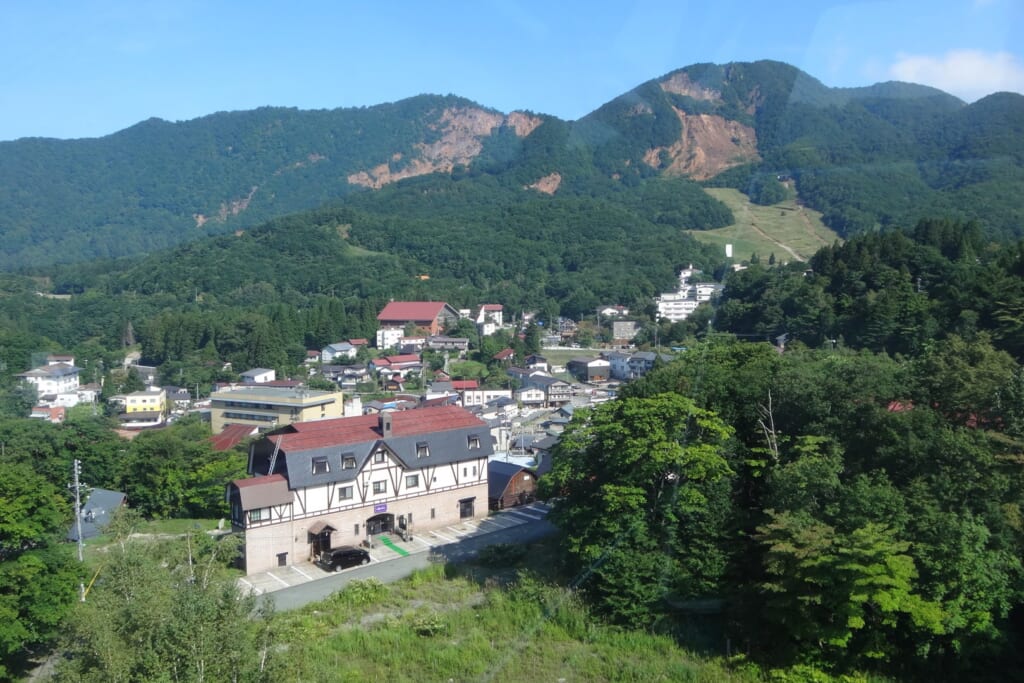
[{"x1": 227, "y1": 405, "x2": 491, "y2": 575}]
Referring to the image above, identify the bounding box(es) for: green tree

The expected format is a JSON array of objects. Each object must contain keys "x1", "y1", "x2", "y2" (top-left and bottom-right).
[
  {"x1": 59, "y1": 520, "x2": 275, "y2": 682},
  {"x1": 0, "y1": 463, "x2": 79, "y2": 680},
  {"x1": 756, "y1": 511, "x2": 943, "y2": 670},
  {"x1": 544, "y1": 394, "x2": 733, "y2": 625}
]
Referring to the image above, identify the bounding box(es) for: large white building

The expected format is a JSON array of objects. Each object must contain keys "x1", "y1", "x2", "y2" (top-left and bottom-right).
[
  {"x1": 17, "y1": 359, "x2": 81, "y2": 397},
  {"x1": 227, "y1": 405, "x2": 491, "y2": 575},
  {"x1": 655, "y1": 265, "x2": 723, "y2": 323}
]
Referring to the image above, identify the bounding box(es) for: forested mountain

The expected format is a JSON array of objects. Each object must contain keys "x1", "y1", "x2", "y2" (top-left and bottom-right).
[{"x1": 1, "y1": 60, "x2": 1022, "y2": 270}]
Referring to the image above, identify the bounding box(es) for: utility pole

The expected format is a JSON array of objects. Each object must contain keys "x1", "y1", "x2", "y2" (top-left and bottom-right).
[{"x1": 71, "y1": 459, "x2": 86, "y2": 601}]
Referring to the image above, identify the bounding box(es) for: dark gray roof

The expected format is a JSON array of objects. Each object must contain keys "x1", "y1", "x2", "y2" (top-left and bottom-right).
[
  {"x1": 68, "y1": 488, "x2": 126, "y2": 541},
  {"x1": 488, "y1": 461, "x2": 528, "y2": 499},
  {"x1": 533, "y1": 435, "x2": 560, "y2": 451},
  {"x1": 529, "y1": 375, "x2": 569, "y2": 388},
  {"x1": 277, "y1": 425, "x2": 494, "y2": 491}
]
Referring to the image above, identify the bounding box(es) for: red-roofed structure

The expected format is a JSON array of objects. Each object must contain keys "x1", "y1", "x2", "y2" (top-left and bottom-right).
[
  {"x1": 376, "y1": 302, "x2": 460, "y2": 345},
  {"x1": 451, "y1": 380, "x2": 479, "y2": 391},
  {"x1": 492, "y1": 348, "x2": 515, "y2": 362},
  {"x1": 209, "y1": 423, "x2": 259, "y2": 451}
]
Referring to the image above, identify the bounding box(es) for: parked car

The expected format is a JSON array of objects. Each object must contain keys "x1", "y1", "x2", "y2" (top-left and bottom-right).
[{"x1": 318, "y1": 545, "x2": 371, "y2": 572}]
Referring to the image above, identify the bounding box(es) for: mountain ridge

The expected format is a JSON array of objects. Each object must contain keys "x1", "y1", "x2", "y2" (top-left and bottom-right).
[{"x1": 0, "y1": 59, "x2": 1021, "y2": 270}]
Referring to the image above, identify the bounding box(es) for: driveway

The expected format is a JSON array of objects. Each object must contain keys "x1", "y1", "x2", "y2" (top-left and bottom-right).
[{"x1": 239, "y1": 502, "x2": 554, "y2": 611}]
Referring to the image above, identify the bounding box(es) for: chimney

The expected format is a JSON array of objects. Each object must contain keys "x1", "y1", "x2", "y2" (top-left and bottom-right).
[{"x1": 379, "y1": 412, "x2": 393, "y2": 438}]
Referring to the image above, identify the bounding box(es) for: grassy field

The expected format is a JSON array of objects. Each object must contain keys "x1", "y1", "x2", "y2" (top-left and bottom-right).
[
  {"x1": 267, "y1": 543, "x2": 760, "y2": 683},
  {"x1": 688, "y1": 187, "x2": 840, "y2": 264}
]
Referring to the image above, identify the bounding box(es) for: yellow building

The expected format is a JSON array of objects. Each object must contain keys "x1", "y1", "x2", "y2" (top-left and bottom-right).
[
  {"x1": 113, "y1": 387, "x2": 167, "y2": 429},
  {"x1": 210, "y1": 386, "x2": 346, "y2": 434}
]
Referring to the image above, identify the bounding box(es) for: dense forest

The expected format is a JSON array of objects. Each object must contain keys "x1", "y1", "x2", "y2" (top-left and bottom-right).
[
  {"x1": 546, "y1": 332, "x2": 1024, "y2": 680},
  {"x1": 1, "y1": 60, "x2": 1022, "y2": 270}
]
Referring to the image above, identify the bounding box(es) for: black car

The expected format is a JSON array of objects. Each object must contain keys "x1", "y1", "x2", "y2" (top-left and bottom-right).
[{"x1": 318, "y1": 545, "x2": 371, "y2": 572}]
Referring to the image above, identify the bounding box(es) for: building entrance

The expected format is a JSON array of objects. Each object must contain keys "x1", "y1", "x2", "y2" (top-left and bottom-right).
[{"x1": 365, "y1": 513, "x2": 394, "y2": 536}]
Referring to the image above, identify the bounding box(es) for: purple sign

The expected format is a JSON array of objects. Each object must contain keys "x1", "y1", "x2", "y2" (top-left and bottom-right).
[{"x1": 373, "y1": 503, "x2": 387, "y2": 513}]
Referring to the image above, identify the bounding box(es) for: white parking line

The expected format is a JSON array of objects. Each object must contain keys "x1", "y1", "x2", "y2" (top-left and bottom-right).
[
  {"x1": 266, "y1": 571, "x2": 290, "y2": 588},
  {"x1": 505, "y1": 509, "x2": 545, "y2": 521},
  {"x1": 477, "y1": 518, "x2": 509, "y2": 530},
  {"x1": 291, "y1": 565, "x2": 313, "y2": 581},
  {"x1": 431, "y1": 530, "x2": 457, "y2": 543},
  {"x1": 238, "y1": 578, "x2": 262, "y2": 595},
  {"x1": 447, "y1": 526, "x2": 471, "y2": 537}
]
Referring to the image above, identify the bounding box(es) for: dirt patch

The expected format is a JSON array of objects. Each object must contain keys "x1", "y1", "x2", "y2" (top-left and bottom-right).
[
  {"x1": 348, "y1": 107, "x2": 540, "y2": 189},
  {"x1": 527, "y1": 172, "x2": 562, "y2": 195},
  {"x1": 645, "y1": 107, "x2": 759, "y2": 180},
  {"x1": 506, "y1": 111, "x2": 543, "y2": 137},
  {"x1": 660, "y1": 72, "x2": 723, "y2": 103},
  {"x1": 193, "y1": 186, "x2": 259, "y2": 227}
]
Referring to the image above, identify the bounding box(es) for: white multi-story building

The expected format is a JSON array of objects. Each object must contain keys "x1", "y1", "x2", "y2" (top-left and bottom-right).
[
  {"x1": 227, "y1": 405, "x2": 491, "y2": 575},
  {"x1": 655, "y1": 265, "x2": 723, "y2": 322},
  {"x1": 17, "y1": 360, "x2": 81, "y2": 397}
]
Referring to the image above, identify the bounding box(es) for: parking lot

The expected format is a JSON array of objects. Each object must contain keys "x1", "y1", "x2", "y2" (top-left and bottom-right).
[{"x1": 237, "y1": 501, "x2": 551, "y2": 596}]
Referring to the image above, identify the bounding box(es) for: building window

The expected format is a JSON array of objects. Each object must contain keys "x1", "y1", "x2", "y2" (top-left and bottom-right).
[
  {"x1": 374, "y1": 451, "x2": 386, "y2": 464},
  {"x1": 405, "y1": 474, "x2": 419, "y2": 488},
  {"x1": 468, "y1": 434, "x2": 480, "y2": 449},
  {"x1": 338, "y1": 485, "x2": 353, "y2": 501},
  {"x1": 342, "y1": 454, "x2": 356, "y2": 469},
  {"x1": 431, "y1": 508, "x2": 436, "y2": 519},
  {"x1": 354, "y1": 523, "x2": 360, "y2": 536},
  {"x1": 312, "y1": 457, "x2": 329, "y2": 475},
  {"x1": 250, "y1": 508, "x2": 264, "y2": 522},
  {"x1": 472, "y1": 466, "x2": 477, "y2": 477},
  {"x1": 463, "y1": 467, "x2": 468, "y2": 477},
  {"x1": 416, "y1": 442, "x2": 429, "y2": 458},
  {"x1": 372, "y1": 481, "x2": 387, "y2": 495}
]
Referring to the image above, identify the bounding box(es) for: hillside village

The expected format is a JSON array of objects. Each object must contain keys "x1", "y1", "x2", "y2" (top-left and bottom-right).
[{"x1": 14, "y1": 290, "x2": 703, "y2": 579}]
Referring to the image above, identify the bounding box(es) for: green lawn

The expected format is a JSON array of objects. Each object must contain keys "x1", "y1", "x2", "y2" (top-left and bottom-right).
[{"x1": 689, "y1": 187, "x2": 840, "y2": 263}]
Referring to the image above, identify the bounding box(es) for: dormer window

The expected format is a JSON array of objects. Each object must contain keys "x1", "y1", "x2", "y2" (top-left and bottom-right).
[
  {"x1": 312, "y1": 457, "x2": 329, "y2": 475},
  {"x1": 468, "y1": 435, "x2": 481, "y2": 450},
  {"x1": 342, "y1": 454, "x2": 356, "y2": 469},
  {"x1": 416, "y1": 442, "x2": 430, "y2": 458},
  {"x1": 373, "y1": 451, "x2": 386, "y2": 464}
]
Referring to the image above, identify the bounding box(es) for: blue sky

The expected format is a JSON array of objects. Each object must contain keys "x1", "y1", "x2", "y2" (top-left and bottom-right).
[{"x1": 1, "y1": 0, "x2": 1021, "y2": 141}]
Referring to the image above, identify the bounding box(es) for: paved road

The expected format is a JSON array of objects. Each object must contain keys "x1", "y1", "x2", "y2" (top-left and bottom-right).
[{"x1": 251, "y1": 506, "x2": 556, "y2": 613}]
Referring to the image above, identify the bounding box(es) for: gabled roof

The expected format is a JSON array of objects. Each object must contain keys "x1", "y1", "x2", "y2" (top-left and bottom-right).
[
  {"x1": 18, "y1": 363, "x2": 80, "y2": 378},
  {"x1": 492, "y1": 348, "x2": 515, "y2": 361},
  {"x1": 482, "y1": 304, "x2": 503, "y2": 311},
  {"x1": 529, "y1": 375, "x2": 569, "y2": 388},
  {"x1": 451, "y1": 380, "x2": 479, "y2": 390},
  {"x1": 377, "y1": 301, "x2": 454, "y2": 322},
  {"x1": 259, "y1": 405, "x2": 493, "y2": 490},
  {"x1": 488, "y1": 461, "x2": 530, "y2": 499}
]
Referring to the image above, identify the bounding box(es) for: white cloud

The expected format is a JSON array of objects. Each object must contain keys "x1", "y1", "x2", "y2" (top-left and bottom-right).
[{"x1": 888, "y1": 49, "x2": 1024, "y2": 101}]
